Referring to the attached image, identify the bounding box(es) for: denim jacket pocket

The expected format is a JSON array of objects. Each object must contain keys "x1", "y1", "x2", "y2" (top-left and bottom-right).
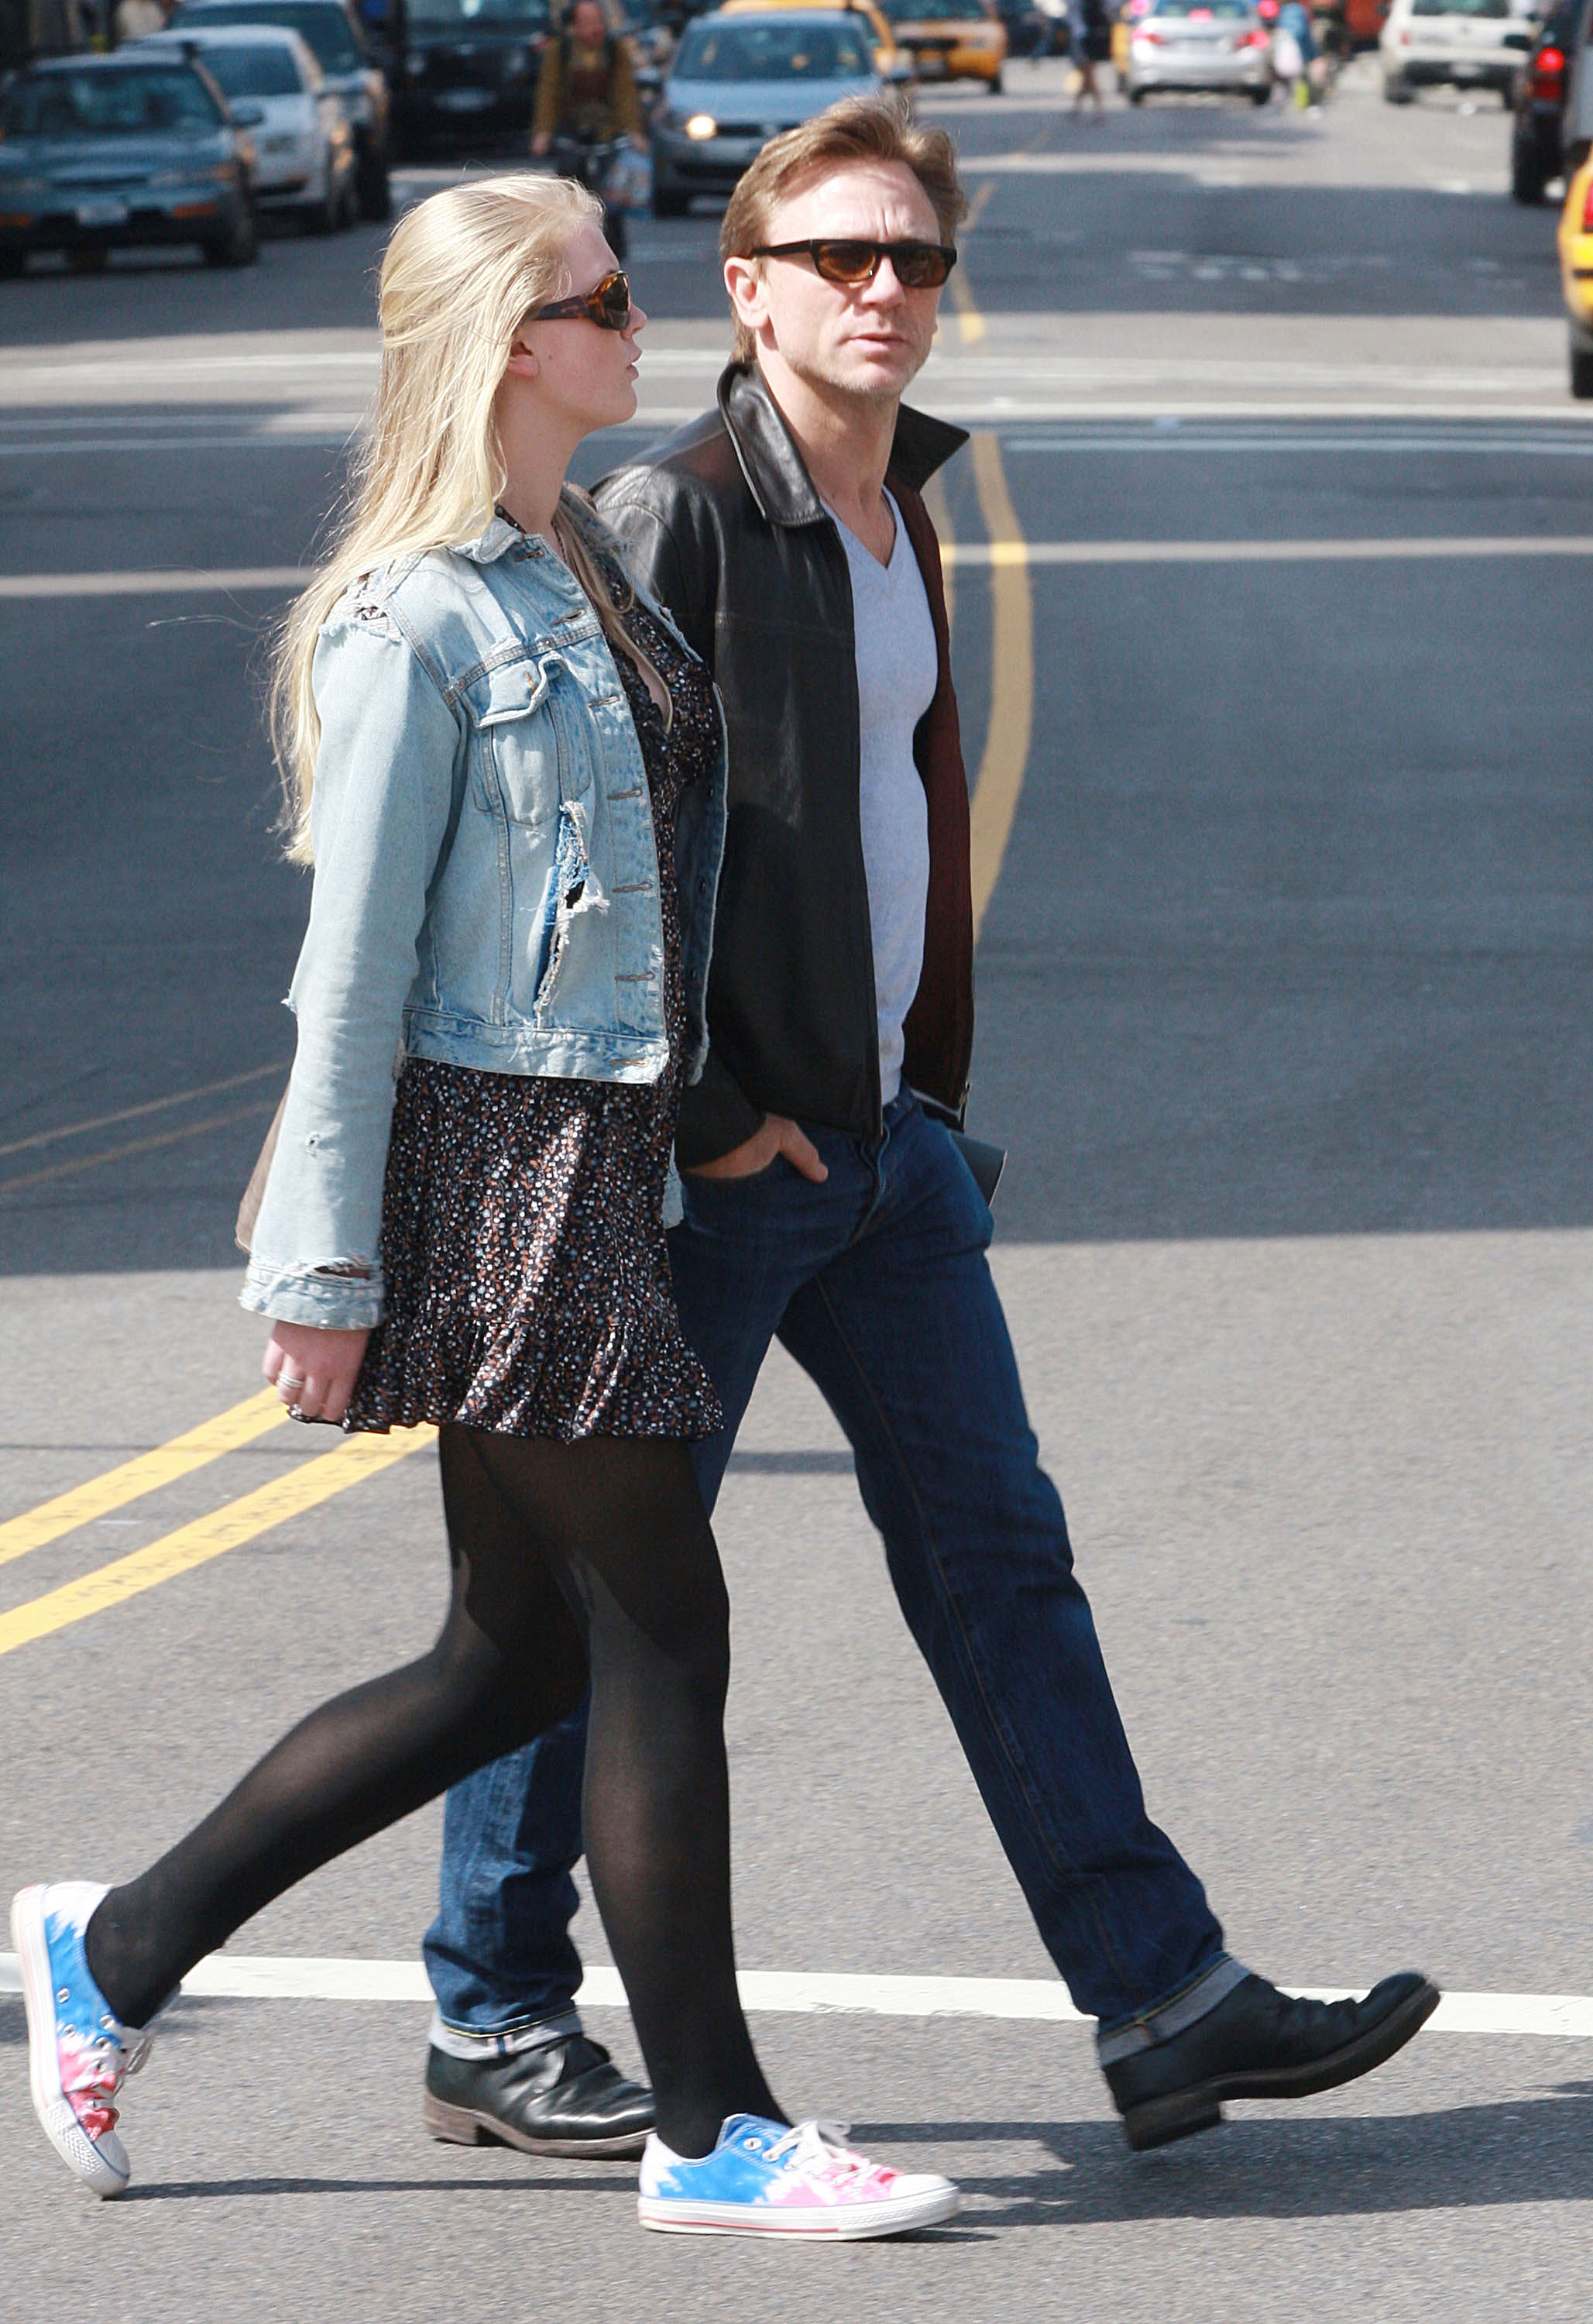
[{"x1": 473, "y1": 653, "x2": 592, "y2": 828}]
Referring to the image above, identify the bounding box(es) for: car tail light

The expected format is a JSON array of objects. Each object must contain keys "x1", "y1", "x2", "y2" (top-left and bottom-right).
[
  {"x1": 1238, "y1": 27, "x2": 1269, "y2": 45},
  {"x1": 1136, "y1": 25, "x2": 1167, "y2": 40},
  {"x1": 1532, "y1": 42, "x2": 1565, "y2": 98},
  {"x1": 1582, "y1": 176, "x2": 1593, "y2": 232}
]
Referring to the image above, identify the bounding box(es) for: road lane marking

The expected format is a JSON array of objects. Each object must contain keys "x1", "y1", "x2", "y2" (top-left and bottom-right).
[
  {"x1": 0, "y1": 566, "x2": 305, "y2": 599},
  {"x1": 0, "y1": 1061, "x2": 287, "y2": 1164},
  {"x1": 0, "y1": 1096, "x2": 280, "y2": 1198},
  {"x1": 946, "y1": 536, "x2": 1593, "y2": 566},
  {"x1": 0, "y1": 1428, "x2": 434, "y2": 1659},
  {"x1": 0, "y1": 1954, "x2": 1587, "y2": 2035},
  {"x1": 12, "y1": 532, "x2": 1589, "y2": 610},
  {"x1": 948, "y1": 179, "x2": 996, "y2": 347},
  {"x1": 0, "y1": 1391, "x2": 290, "y2": 1573},
  {"x1": 966, "y1": 433, "x2": 1032, "y2": 942}
]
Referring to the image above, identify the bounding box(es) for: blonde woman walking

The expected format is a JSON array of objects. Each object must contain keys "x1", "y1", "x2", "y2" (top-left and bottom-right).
[{"x1": 12, "y1": 174, "x2": 956, "y2": 2243}]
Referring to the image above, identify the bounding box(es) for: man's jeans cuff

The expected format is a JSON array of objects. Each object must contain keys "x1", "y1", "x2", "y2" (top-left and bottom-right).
[
  {"x1": 1095, "y1": 1955, "x2": 1251, "y2": 2068},
  {"x1": 428, "y1": 2006, "x2": 584, "y2": 2061}
]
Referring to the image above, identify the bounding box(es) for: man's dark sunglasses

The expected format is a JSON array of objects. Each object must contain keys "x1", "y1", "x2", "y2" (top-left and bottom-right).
[
  {"x1": 527, "y1": 268, "x2": 633, "y2": 330},
  {"x1": 750, "y1": 239, "x2": 958, "y2": 290}
]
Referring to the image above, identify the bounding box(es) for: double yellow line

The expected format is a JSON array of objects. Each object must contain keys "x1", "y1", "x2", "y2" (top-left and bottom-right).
[{"x1": 0, "y1": 1390, "x2": 432, "y2": 1660}]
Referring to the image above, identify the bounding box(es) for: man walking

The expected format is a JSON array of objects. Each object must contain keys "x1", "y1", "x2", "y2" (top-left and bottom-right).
[{"x1": 420, "y1": 98, "x2": 1438, "y2": 2163}]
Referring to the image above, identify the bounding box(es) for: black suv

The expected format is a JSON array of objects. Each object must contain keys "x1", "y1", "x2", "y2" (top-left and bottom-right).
[
  {"x1": 1510, "y1": 0, "x2": 1578, "y2": 203},
  {"x1": 393, "y1": 0, "x2": 553, "y2": 153},
  {"x1": 169, "y1": 0, "x2": 393, "y2": 215}
]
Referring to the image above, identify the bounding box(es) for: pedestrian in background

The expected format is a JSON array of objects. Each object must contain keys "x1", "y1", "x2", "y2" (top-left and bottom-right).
[
  {"x1": 12, "y1": 170, "x2": 956, "y2": 2245},
  {"x1": 418, "y1": 95, "x2": 1441, "y2": 2168},
  {"x1": 531, "y1": 0, "x2": 647, "y2": 257}
]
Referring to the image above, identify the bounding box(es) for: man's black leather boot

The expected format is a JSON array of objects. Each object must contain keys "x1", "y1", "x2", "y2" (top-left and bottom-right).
[
  {"x1": 1104, "y1": 1971, "x2": 1440, "y2": 2153},
  {"x1": 424, "y1": 2030, "x2": 655, "y2": 2158}
]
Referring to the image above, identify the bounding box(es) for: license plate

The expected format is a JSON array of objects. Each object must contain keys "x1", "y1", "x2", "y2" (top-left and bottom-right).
[
  {"x1": 915, "y1": 52, "x2": 946, "y2": 73},
  {"x1": 1452, "y1": 60, "x2": 1481, "y2": 77},
  {"x1": 434, "y1": 86, "x2": 494, "y2": 111},
  {"x1": 74, "y1": 198, "x2": 128, "y2": 226}
]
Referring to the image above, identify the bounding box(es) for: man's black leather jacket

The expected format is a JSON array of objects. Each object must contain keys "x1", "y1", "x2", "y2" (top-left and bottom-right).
[{"x1": 596, "y1": 362, "x2": 977, "y2": 1169}]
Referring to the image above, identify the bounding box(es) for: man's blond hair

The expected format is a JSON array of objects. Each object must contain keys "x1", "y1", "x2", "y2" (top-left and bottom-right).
[{"x1": 719, "y1": 95, "x2": 967, "y2": 364}]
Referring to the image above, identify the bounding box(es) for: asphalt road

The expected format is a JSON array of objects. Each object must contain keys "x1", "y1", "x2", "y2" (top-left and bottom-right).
[{"x1": 2, "y1": 57, "x2": 1592, "y2": 2324}]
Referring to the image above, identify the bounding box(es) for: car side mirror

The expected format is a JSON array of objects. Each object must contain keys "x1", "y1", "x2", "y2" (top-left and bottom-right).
[{"x1": 230, "y1": 100, "x2": 266, "y2": 124}]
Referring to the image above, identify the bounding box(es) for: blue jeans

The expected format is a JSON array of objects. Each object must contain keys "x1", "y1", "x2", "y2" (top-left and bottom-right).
[{"x1": 424, "y1": 1094, "x2": 1226, "y2": 2034}]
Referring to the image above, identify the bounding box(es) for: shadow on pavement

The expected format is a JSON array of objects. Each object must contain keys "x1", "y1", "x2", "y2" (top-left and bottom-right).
[{"x1": 858, "y1": 2084, "x2": 1593, "y2": 2222}]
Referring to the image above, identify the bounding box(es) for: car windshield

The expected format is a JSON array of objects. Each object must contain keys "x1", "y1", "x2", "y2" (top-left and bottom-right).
[
  {"x1": 406, "y1": 0, "x2": 551, "y2": 26},
  {"x1": 170, "y1": 2, "x2": 362, "y2": 70},
  {"x1": 188, "y1": 42, "x2": 307, "y2": 93},
  {"x1": 0, "y1": 67, "x2": 222, "y2": 136},
  {"x1": 675, "y1": 19, "x2": 875, "y2": 74},
  {"x1": 1410, "y1": 0, "x2": 1509, "y2": 14},
  {"x1": 880, "y1": 0, "x2": 988, "y2": 18}
]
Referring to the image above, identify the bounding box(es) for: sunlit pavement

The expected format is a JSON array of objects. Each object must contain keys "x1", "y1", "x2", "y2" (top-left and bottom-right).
[{"x1": 3, "y1": 57, "x2": 1592, "y2": 2324}]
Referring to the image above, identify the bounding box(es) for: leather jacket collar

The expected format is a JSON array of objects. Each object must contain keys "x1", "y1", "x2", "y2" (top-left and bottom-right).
[{"x1": 716, "y1": 360, "x2": 969, "y2": 527}]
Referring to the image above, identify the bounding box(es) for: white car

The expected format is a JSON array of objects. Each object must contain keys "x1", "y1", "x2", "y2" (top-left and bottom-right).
[
  {"x1": 136, "y1": 23, "x2": 356, "y2": 227},
  {"x1": 1379, "y1": 0, "x2": 1533, "y2": 104},
  {"x1": 1124, "y1": 0, "x2": 1274, "y2": 104}
]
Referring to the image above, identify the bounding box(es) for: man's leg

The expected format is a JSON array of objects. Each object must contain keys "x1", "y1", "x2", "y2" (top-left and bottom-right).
[
  {"x1": 774, "y1": 1099, "x2": 1224, "y2": 2027},
  {"x1": 776, "y1": 1098, "x2": 1437, "y2": 2144}
]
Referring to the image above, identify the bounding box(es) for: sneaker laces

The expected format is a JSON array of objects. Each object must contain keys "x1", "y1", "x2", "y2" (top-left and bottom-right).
[
  {"x1": 68, "y1": 2024, "x2": 149, "y2": 2140},
  {"x1": 764, "y1": 2119, "x2": 884, "y2": 2188}
]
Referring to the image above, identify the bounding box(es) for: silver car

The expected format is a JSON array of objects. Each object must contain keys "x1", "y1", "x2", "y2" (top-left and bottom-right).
[
  {"x1": 138, "y1": 23, "x2": 358, "y2": 230},
  {"x1": 651, "y1": 9, "x2": 884, "y2": 218},
  {"x1": 1124, "y1": 0, "x2": 1274, "y2": 102}
]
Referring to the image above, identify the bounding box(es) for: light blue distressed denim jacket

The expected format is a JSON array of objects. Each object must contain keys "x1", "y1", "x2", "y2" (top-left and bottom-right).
[{"x1": 240, "y1": 509, "x2": 727, "y2": 1332}]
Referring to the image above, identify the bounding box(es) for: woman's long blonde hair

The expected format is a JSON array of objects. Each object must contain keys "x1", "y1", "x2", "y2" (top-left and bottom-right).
[{"x1": 271, "y1": 172, "x2": 656, "y2": 865}]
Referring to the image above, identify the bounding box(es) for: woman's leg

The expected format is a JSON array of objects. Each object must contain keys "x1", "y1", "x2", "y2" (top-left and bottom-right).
[
  {"x1": 448, "y1": 1425, "x2": 782, "y2": 2157},
  {"x1": 83, "y1": 1422, "x2": 778, "y2": 2157}
]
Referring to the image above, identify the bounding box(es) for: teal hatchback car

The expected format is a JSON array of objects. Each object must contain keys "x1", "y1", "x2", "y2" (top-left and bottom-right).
[{"x1": 0, "y1": 52, "x2": 258, "y2": 275}]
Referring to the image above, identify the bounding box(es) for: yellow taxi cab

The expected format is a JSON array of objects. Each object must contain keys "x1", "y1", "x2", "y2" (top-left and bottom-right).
[
  {"x1": 718, "y1": 0, "x2": 905, "y2": 74},
  {"x1": 877, "y1": 0, "x2": 1008, "y2": 89},
  {"x1": 1557, "y1": 150, "x2": 1593, "y2": 397}
]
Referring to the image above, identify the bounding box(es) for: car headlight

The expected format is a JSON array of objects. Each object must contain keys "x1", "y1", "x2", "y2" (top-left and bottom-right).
[
  {"x1": 684, "y1": 112, "x2": 716, "y2": 139},
  {"x1": 503, "y1": 44, "x2": 530, "y2": 75},
  {"x1": 406, "y1": 48, "x2": 427, "y2": 74}
]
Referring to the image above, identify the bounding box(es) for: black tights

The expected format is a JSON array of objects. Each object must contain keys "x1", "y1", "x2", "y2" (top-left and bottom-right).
[{"x1": 85, "y1": 1425, "x2": 781, "y2": 2157}]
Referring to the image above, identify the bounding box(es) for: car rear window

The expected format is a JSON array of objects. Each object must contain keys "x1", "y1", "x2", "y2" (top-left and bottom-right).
[
  {"x1": 171, "y1": 1, "x2": 362, "y2": 70},
  {"x1": 1152, "y1": 1, "x2": 1251, "y2": 16},
  {"x1": 675, "y1": 20, "x2": 875, "y2": 74},
  {"x1": 1, "y1": 67, "x2": 223, "y2": 136},
  {"x1": 1410, "y1": 0, "x2": 1509, "y2": 15},
  {"x1": 405, "y1": 0, "x2": 552, "y2": 26},
  {"x1": 191, "y1": 41, "x2": 307, "y2": 93},
  {"x1": 881, "y1": 0, "x2": 990, "y2": 20}
]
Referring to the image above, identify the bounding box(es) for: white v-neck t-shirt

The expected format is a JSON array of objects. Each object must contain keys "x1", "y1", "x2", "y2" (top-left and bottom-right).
[{"x1": 829, "y1": 488, "x2": 939, "y2": 1105}]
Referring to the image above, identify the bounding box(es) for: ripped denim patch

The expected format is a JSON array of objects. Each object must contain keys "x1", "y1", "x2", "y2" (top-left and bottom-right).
[{"x1": 533, "y1": 794, "x2": 609, "y2": 1026}]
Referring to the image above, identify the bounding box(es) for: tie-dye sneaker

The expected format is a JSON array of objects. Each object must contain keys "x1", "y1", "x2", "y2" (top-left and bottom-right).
[
  {"x1": 637, "y1": 2113, "x2": 959, "y2": 2239},
  {"x1": 12, "y1": 1883, "x2": 154, "y2": 2197}
]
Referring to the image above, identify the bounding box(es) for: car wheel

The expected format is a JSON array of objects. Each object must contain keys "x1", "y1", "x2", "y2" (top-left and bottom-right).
[
  {"x1": 1512, "y1": 142, "x2": 1547, "y2": 204},
  {"x1": 1250, "y1": 81, "x2": 1271, "y2": 104},
  {"x1": 1128, "y1": 84, "x2": 1145, "y2": 102},
  {"x1": 67, "y1": 246, "x2": 108, "y2": 273},
  {"x1": 651, "y1": 185, "x2": 689, "y2": 217},
  {"x1": 1571, "y1": 340, "x2": 1593, "y2": 399},
  {"x1": 1383, "y1": 72, "x2": 1413, "y2": 102},
  {"x1": 987, "y1": 68, "x2": 1004, "y2": 91},
  {"x1": 203, "y1": 199, "x2": 259, "y2": 268},
  {"x1": 358, "y1": 157, "x2": 393, "y2": 222},
  {"x1": 0, "y1": 247, "x2": 25, "y2": 279}
]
